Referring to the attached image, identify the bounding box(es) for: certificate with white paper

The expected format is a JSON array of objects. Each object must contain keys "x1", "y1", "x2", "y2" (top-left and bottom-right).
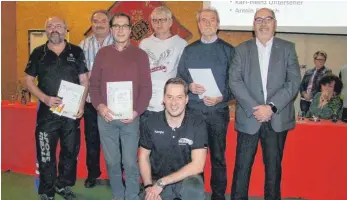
[
  {"x1": 51, "y1": 80, "x2": 85, "y2": 120},
  {"x1": 107, "y1": 81, "x2": 133, "y2": 120},
  {"x1": 148, "y1": 80, "x2": 165, "y2": 111},
  {"x1": 188, "y1": 68, "x2": 222, "y2": 99}
]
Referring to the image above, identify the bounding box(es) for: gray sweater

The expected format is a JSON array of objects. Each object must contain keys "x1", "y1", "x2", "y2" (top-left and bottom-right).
[{"x1": 177, "y1": 38, "x2": 234, "y2": 111}]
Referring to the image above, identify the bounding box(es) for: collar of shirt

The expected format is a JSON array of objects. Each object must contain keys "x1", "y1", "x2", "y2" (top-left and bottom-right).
[
  {"x1": 112, "y1": 40, "x2": 130, "y2": 52},
  {"x1": 90, "y1": 33, "x2": 113, "y2": 47},
  {"x1": 153, "y1": 33, "x2": 174, "y2": 41},
  {"x1": 44, "y1": 39, "x2": 71, "y2": 52},
  {"x1": 256, "y1": 37, "x2": 274, "y2": 49},
  {"x1": 163, "y1": 110, "x2": 188, "y2": 131},
  {"x1": 200, "y1": 35, "x2": 218, "y2": 44}
]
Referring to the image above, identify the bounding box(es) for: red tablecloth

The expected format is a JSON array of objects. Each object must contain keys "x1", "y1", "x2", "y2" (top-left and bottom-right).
[{"x1": 2, "y1": 101, "x2": 347, "y2": 200}]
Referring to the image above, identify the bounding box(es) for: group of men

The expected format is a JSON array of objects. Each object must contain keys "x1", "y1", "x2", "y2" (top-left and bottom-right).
[{"x1": 24, "y1": 5, "x2": 301, "y2": 200}]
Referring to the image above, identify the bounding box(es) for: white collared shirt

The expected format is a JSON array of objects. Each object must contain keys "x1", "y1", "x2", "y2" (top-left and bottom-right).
[
  {"x1": 200, "y1": 35, "x2": 218, "y2": 44},
  {"x1": 256, "y1": 37, "x2": 273, "y2": 102}
]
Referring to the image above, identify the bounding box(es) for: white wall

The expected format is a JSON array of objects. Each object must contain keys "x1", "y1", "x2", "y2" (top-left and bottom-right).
[{"x1": 277, "y1": 33, "x2": 347, "y2": 75}]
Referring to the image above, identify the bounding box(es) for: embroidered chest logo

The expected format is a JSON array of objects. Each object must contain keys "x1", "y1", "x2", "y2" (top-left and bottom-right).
[
  {"x1": 178, "y1": 138, "x2": 193, "y2": 146},
  {"x1": 154, "y1": 130, "x2": 165, "y2": 135},
  {"x1": 67, "y1": 53, "x2": 76, "y2": 62}
]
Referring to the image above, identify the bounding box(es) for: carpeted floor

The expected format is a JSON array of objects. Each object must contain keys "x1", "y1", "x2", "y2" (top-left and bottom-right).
[{"x1": 1, "y1": 172, "x2": 305, "y2": 200}]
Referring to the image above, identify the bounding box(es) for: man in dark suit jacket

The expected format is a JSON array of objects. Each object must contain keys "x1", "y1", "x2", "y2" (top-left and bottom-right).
[{"x1": 229, "y1": 8, "x2": 301, "y2": 200}]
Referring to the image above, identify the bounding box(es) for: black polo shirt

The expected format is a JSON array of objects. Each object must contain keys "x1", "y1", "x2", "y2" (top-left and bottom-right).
[
  {"x1": 25, "y1": 41, "x2": 88, "y2": 115},
  {"x1": 140, "y1": 110, "x2": 208, "y2": 180}
]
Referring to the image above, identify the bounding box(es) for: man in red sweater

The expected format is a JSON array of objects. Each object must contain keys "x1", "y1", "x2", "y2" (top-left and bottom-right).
[{"x1": 89, "y1": 12, "x2": 152, "y2": 200}]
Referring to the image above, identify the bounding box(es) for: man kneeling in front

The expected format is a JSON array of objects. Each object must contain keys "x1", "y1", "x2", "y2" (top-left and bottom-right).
[{"x1": 139, "y1": 77, "x2": 208, "y2": 200}]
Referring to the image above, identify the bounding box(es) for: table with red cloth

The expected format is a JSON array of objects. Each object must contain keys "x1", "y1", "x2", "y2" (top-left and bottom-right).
[{"x1": 2, "y1": 101, "x2": 347, "y2": 200}]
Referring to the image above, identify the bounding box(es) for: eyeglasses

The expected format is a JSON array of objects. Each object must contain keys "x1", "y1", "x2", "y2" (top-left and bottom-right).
[
  {"x1": 315, "y1": 58, "x2": 326, "y2": 62},
  {"x1": 152, "y1": 18, "x2": 169, "y2": 24},
  {"x1": 46, "y1": 24, "x2": 65, "y2": 30},
  {"x1": 111, "y1": 24, "x2": 131, "y2": 30},
  {"x1": 254, "y1": 16, "x2": 275, "y2": 24}
]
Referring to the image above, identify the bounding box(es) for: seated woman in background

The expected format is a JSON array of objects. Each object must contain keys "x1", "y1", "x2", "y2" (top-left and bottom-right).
[
  {"x1": 306, "y1": 74, "x2": 343, "y2": 120},
  {"x1": 300, "y1": 51, "x2": 331, "y2": 113}
]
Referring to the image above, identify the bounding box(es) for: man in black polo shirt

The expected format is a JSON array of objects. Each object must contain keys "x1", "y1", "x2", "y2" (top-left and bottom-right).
[
  {"x1": 24, "y1": 16, "x2": 89, "y2": 200},
  {"x1": 139, "y1": 77, "x2": 208, "y2": 200}
]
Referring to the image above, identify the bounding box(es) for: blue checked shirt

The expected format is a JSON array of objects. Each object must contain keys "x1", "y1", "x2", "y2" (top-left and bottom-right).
[{"x1": 79, "y1": 33, "x2": 114, "y2": 102}]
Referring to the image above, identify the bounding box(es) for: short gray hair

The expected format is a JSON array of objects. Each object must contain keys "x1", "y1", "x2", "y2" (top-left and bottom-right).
[
  {"x1": 196, "y1": 7, "x2": 220, "y2": 23},
  {"x1": 150, "y1": 6, "x2": 172, "y2": 19},
  {"x1": 90, "y1": 10, "x2": 110, "y2": 22}
]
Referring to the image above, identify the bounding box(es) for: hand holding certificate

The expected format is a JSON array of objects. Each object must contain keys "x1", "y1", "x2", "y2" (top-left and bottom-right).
[
  {"x1": 188, "y1": 68, "x2": 222, "y2": 99},
  {"x1": 50, "y1": 80, "x2": 85, "y2": 120},
  {"x1": 107, "y1": 81, "x2": 133, "y2": 120}
]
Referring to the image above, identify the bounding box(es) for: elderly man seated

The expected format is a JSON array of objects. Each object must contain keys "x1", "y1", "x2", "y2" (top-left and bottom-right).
[{"x1": 306, "y1": 74, "x2": 343, "y2": 120}]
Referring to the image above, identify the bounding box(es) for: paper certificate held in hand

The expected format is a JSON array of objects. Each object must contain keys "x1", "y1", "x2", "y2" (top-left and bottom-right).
[
  {"x1": 188, "y1": 68, "x2": 222, "y2": 99},
  {"x1": 107, "y1": 81, "x2": 133, "y2": 120},
  {"x1": 51, "y1": 80, "x2": 85, "y2": 120}
]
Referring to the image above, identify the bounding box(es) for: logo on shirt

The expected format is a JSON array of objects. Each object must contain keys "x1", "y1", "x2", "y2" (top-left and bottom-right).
[
  {"x1": 67, "y1": 53, "x2": 76, "y2": 63},
  {"x1": 151, "y1": 66, "x2": 167, "y2": 73},
  {"x1": 178, "y1": 138, "x2": 193, "y2": 146},
  {"x1": 144, "y1": 48, "x2": 174, "y2": 73},
  {"x1": 154, "y1": 130, "x2": 164, "y2": 135}
]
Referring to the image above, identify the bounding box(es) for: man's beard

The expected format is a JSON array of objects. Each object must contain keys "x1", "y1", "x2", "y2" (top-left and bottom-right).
[{"x1": 48, "y1": 32, "x2": 64, "y2": 44}]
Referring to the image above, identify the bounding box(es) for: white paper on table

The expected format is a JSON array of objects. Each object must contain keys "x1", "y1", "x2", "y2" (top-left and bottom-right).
[
  {"x1": 188, "y1": 68, "x2": 222, "y2": 99},
  {"x1": 107, "y1": 81, "x2": 133, "y2": 120},
  {"x1": 148, "y1": 80, "x2": 165, "y2": 111},
  {"x1": 51, "y1": 80, "x2": 85, "y2": 120}
]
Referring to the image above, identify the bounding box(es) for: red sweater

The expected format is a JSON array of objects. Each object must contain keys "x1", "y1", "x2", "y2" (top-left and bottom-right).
[{"x1": 90, "y1": 44, "x2": 152, "y2": 116}]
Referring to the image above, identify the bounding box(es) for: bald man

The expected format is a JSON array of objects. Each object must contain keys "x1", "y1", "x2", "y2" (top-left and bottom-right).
[
  {"x1": 24, "y1": 16, "x2": 89, "y2": 200},
  {"x1": 229, "y1": 8, "x2": 300, "y2": 200}
]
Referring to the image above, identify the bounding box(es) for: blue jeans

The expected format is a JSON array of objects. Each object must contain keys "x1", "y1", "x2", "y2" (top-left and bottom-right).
[{"x1": 98, "y1": 116, "x2": 140, "y2": 200}]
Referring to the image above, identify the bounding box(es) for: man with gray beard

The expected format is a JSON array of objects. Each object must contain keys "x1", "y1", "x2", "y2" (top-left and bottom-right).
[{"x1": 24, "y1": 16, "x2": 89, "y2": 200}]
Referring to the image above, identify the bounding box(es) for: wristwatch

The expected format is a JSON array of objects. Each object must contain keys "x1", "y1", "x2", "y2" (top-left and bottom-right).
[
  {"x1": 155, "y1": 179, "x2": 165, "y2": 188},
  {"x1": 268, "y1": 102, "x2": 278, "y2": 114}
]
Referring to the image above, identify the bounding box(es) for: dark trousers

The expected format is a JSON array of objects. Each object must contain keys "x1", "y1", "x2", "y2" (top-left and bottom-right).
[
  {"x1": 35, "y1": 113, "x2": 80, "y2": 197},
  {"x1": 300, "y1": 99, "x2": 311, "y2": 114},
  {"x1": 84, "y1": 102, "x2": 101, "y2": 179},
  {"x1": 231, "y1": 122, "x2": 287, "y2": 200},
  {"x1": 190, "y1": 106, "x2": 230, "y2": 200}
]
